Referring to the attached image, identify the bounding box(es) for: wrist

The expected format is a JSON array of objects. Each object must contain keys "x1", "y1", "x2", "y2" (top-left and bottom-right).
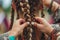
[
  {"x1": 47, "y1": 27, "x2": 54, "y2": 35},
  {"x1": 50, "y1": 29, "x2": 60, "y2": 40},
  {"x1": 8, "y1": 36, "x2": 16, "y2": 40},
  {"x1": 9, "y1": 30, "x2": 18, "y2": 37}
]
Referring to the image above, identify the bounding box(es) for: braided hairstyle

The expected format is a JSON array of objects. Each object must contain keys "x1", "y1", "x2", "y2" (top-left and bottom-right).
[{"x1": 10, "y1": 0, "x2": 45, "y2": 40}]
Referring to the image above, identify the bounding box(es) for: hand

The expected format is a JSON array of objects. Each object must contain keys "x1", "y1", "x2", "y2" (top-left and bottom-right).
[
  {"x1": 9, "y1": 19, "x2": 29, "y2": 37},
  {"x1": 32, "y1": 17, "x2": 54, "y2": 35},
  {"x1": 42, "y1": 0, "x2": 52, "y2": 6},
  {"x1": 42, "y1": 0, "x2": 59, "y2": 11}
]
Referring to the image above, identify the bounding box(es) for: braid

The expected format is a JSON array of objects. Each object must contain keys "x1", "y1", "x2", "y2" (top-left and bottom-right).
[
  {"x1": 9, "y1": 0, "x2": 16, "y2": 30},
  {"x1": 10, "y1": 0, "x2": 20, "y2": 30},
  {"x1": 10, "y1": 7, "x2": 14, "y2": 30},
  {"x1": 16, "y1": 0, "x2": 20, "y2": 19},
  {"x1": 19, "y1": 0, "x2": 33, "y2": 40},
  {"x1": 11, "y1": 0, "x2": 45, "y2": 40}
]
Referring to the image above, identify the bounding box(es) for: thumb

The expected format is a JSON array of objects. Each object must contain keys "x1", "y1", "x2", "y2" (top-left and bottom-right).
[
  {"x1": 32, "y1": 22, "x2": 44, "y2": 29},
  {"x1": 21, "y1": 22, "x2": 30, "y2": 28}
]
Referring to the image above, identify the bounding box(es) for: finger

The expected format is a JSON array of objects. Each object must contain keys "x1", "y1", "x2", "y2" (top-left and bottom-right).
[
  {"x1": 35, "y1": 17, "x2": 44, "y2": 23},
  {"x1": 17, "y1": 18, "x2": 25, "y2": 22},
  {"x1": 17, "y1": 18, "x2": 25, "y2": 24},
  {"x1": 21, "y1": 22, "x2": 30, "y2": 28},
  {"x1": 35, "y1": 17, "x2": 49, "y2": 25},
  {"x1": 31, "y1": 22, "x2": 44, "y2": 29}
]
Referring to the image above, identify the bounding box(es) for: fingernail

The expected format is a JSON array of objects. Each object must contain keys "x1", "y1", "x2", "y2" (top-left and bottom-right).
[
  {"x1": 27, "y1": 22, "x2": 30, "y2": 24},
  {"x1": 31, "y1": 22, "x2": 34, "y2": 25}
]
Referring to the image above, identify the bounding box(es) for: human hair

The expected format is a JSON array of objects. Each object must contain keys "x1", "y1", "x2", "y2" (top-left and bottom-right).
[{"x1": 10, "y1": 0, "x2": 45, "y2": 40}]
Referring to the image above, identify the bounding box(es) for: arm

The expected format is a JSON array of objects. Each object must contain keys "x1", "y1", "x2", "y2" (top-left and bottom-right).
[
  {"x1": 0, "y1": 32, "x2": 9, "y2": 40},
  {"x1": 52, "y1": 24, "x2": 60, "y2": 31},
  {"x1": 0, "y1": 19, "x2": 29, "y2": 40},
  {"x1": 51, "y1": 24, "x2": 60, "y2": 40},
  {"x1": 42, "y1": 0, "x2": 60, "y2": 12},
  {"x1": 32, "y1": 17, "x2": 60, "y2": 40}
]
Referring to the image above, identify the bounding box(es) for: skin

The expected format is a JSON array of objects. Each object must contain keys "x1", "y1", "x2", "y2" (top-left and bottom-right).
[
  {"x1": 9, "y1": 17, "x2": 54, "y2": 37},
  {"x1": 42, "y1": 0, "x2": 60, "y2": 12},
  {"x1": 9, "y1": 19, "x2": 29, "y2": 37},
  {"x1": 32, "y1": 17, "x2": 54, "y2": 35},
  {"x1": 9, "y1": 0, "x2": 60, "y2": 37}
]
